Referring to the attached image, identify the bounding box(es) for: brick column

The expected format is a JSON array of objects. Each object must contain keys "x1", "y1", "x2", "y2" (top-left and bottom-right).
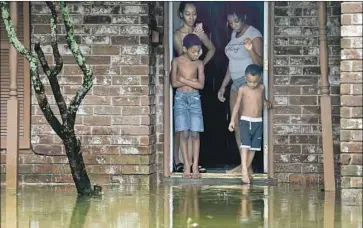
[
  {"x1": 340, "y1": 1, "x2": 362, "y2": 203},
  {"x1": 272, "y1": 2, "x2": 341, "y2": 184}
]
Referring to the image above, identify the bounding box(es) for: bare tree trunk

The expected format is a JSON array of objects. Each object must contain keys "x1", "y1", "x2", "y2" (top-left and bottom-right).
[
  {"x1": 1, "y1": 1, "x2": 101, "y2": 196},
  {"x1": 64, "y1": 135, "x2": 93, "y2": 196}
]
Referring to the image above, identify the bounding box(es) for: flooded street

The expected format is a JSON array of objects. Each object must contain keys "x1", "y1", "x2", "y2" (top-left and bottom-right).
[{"x1": 1, "y1": 183, "x2": 362, "y2": 228}]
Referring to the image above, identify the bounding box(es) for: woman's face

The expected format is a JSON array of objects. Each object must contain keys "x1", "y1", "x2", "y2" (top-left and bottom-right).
[
  {"x1": 227, "y1": 14, "x2": 243, "y2": 32},
  {"x1": 181, "y1": 4, "x2": 197, "y2": 27}
]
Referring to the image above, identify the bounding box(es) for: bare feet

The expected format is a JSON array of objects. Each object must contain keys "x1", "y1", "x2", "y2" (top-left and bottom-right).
[
  {"x1": 183, "y1": 165, "x2": 191, "y2": 178},
  {"x1": 192, "y1": 165, "x2": 201, "y2": 179},
  {"x1": 241, "y1": 170, "x2": 250, "y2": 184},
  {"x1": 226, "y1": 165, "x2": 242, "y2": 174},
  {"x1": 248, "y1": 167, "x2": 254, "y2": 180}
]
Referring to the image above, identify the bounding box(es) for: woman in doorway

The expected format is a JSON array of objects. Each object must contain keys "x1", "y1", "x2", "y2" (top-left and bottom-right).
[
  {"x1": 173, "y1": 1, "x2": 216, "y2": 173},
  {"x1": 217, "y1": 8, "x2": 263, "y2": 176}
]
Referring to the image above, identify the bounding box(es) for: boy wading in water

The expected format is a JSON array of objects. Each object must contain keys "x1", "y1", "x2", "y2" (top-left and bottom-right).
[
  {"x1": 228, "y1": 64, "x2": 273, "y2": 184},
  {"x1": 171, "y1": 34, "x2": 205, "y2": 179}
]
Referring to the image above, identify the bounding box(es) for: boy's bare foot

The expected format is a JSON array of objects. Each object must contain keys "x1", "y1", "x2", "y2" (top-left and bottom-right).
[
  {"x1": 241, "y1": 170, "x2": 250, "y2": 184},
  {"x1": 183, "y1": 165, "x2": 191, "y2": 178},
  {"x1": 226, "y1": 165, "x2": 242, "y2": 174},
  {"x1": 248, "y1": 167, "x2": 253, "y2": 179},
  {"x1": 192, "y1": 165, "x2": 201, "y2": 179}
]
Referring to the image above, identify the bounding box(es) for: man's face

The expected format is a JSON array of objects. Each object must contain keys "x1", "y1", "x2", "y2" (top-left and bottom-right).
[{"x1": 246, "y1": 73, "x2": 260, "y2": 89}]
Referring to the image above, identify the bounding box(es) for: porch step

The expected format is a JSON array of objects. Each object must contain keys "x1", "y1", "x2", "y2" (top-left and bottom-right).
[
  {"x1": 170, "y1": 173, "x2": 268, "y2": 179},
  {"x1": 165, "y1": 173, "x2": 277, "y2": 185}
]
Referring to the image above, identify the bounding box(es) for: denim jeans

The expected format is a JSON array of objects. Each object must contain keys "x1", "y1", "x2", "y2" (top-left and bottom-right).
[{"x1": 173, "y1": 89, "x2": 204, "y2": 132}]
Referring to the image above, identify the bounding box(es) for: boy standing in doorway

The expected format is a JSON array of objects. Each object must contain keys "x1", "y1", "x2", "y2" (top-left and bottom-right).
[
  {"x1": 171, "y1": 34, "x2": 205, "y2": 178},
  {"x1": 228, "y1": 64, "x2": 273, "y2": 184}
]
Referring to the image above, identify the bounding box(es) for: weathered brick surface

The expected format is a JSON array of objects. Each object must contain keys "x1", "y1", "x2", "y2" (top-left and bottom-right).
[
  {"x1": 273, "y1": 2, "x2": 341, "y2": 184},
  {"x1": 339, "y1": 1, "x2": 362, "y2": 203},
  {"x1": 1, "y1": 1, "x2": 159, "y2": 185},
  {"x1": 148, "y1": 2, "x2": 165, "y2": 183}
]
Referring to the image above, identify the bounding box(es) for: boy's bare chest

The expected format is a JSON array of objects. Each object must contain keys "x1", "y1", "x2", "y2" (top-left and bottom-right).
[
  {"x1": 177, "y1": 62, "x2": 198, "y2": 77},
  {"x1": 243, "y1": 88, "x2": 263, "y2": 102}
]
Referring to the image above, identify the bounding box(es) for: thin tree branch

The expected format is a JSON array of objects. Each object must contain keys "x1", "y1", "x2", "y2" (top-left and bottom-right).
[
  {"x1": 34, "y1": 43, "x2": 68, "y2": 123},
  {"x1": 35, "y1": 1, "x2": 67, "y2": 123},
  {"x1": 46, "y1": 1, "x2": 63, "y2": 75},
  {"x1": 60, "y1": 1, "x2": 93, "y2": 128},
  {"x1": 0, "y1": 1, "x2": 64, "y2": 137}
]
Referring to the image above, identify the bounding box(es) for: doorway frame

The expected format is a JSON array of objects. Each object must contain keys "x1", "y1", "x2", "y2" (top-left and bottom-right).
[{"x1": 163, "y1": 2, "x2": 275, "y2": 178}]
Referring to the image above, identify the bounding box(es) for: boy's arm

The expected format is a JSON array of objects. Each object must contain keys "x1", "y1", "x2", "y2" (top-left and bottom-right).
[
  {"x1": 170, "y1": 59, "x2": 185, "y2": 88},
  {"x1": 179, "y1": 61, "x2": 205, "y2": 90},
  {"x1": 262, "y1": 85, "x2": 273, "y2": 108},
  {"x1": 230, "y1": 87, "x2": 243, "y2": 123}
]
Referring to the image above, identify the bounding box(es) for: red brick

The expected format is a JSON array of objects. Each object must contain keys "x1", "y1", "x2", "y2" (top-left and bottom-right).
[
  {"x1": 92, "y1": 45, "x2": 120, "y2": 55},
  {"x1": 93, "y1": 66, "x2": 120, "y2": 75},
  {"x1": 111, "y1": 55, "x2": 141, "y2": 65},
  {"x1": 341, "y1": 142, "x2": 363, "y2": 153},
  {"x1": 82, "y1": 96, "x2": 111, "y2": 105},
  {"x1": 342, "y1": 2, "x2": 363, "y2": 13},
  {"x1": 341, "y1": 84, "x2": 363, "y2": 95},
  {"x1": 82, "y1": 116, "x2": 111, "y2": 126},
  {"x1": 93, "y1": 106, "x2": 121, "y2": 115},
  {"x1": 22, "y1": 174, "x2": 53, "y2": 183},
  {"x1": 92, "y1": 86, "x2": 121, "y2": 96},
  {"x1": 91, "y1": 146, "x2": 121, "y2": 155},
  {"x1": 341, "y1": 49, "x2": 363, "y2": 60},
  {"x1": 112, "y1": 116, "x2": 141, "y2": 125},
  {"x1": 121, "y1": 126, "x2": 150, "y2": 135},
  {"x1": 341, "y1": 130, "x2": 363, "y2": 141},
  {"x1": 341, "y1": 107, "x2": 363, "y2": 118},
  {"x1": 341, "y1": 60, "x2": 363, "y2": 72},
  {"x1": 340, "y1": 72, "x2": 363, "y2": 83},
  {"x1": 92, "y1": 126, "x2": 121, "y2": 135},
  {"x1": 121, "y1": 66, "x2": 149, "y2": 75},
  {"x1": 122, "y1": 106, "x2": 149, "y2": 115},
  {"x1": 112, "y1": 96, "x2": 141, "y2": 106},
  {"x1": 75, "y1": 126, "x2": 92, "y2": 135},
  {"x1": 112, "y1": 76, "x2": 140, "y2": 85},
  {"x1": 58, "y1": 76, "x2": 83, "y2": 85},
  {"x1": 341, "y1": 95, "x2": 363, "y2": 106},
  {"x1": 32, "y1": 145, "x2": 64, "y2": 155}
]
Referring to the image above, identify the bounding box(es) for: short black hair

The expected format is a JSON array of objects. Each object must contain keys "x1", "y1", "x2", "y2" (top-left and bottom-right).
[
  {"x1": 227, "y1": 5, "x2": 247, "y2": 23},
  {"x1": 183, "y1": 33, "x2": 201, "y2": 48},
  {"x1": 245, "y1": 64, "x2": 262, "y2": 76}
]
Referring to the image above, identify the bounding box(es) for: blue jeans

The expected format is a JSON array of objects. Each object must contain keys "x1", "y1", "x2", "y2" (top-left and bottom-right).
[{"x1": 174, "y1": 89, "x2": 204, "y2": 132}]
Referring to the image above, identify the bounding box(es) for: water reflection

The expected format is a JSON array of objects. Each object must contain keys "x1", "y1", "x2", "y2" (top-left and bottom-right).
[
  {"x1": 1, "y1": 184, "x2": 362, "y2": 228},
  {"x1": 69, "y1": 197, "x2": 91, "y2": 228}
]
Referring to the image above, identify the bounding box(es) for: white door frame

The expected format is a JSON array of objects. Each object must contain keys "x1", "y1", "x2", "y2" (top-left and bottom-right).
[
  {"x1": 262, "y1": 1, "x2": 269, "y2": 173},
  {"x1": 168, "y1": 2, "x2": 270, "y2": 174}
]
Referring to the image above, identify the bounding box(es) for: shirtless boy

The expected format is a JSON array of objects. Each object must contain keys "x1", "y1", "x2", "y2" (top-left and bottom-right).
[
  {"x1": 171, "y1": 33, "x2": 205, "y2": 178},
  {"x1": 228, "y1": 64, "x2": 273, "y2": 184}
]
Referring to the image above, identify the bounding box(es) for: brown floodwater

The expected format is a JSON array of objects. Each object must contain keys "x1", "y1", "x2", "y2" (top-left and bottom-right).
[{"x1": 1, "y1": 183, "x2": 362, "y2": 228}]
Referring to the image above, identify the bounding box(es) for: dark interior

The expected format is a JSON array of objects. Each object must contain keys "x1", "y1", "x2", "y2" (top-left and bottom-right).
[{"x1": 173, "y1": 2, "x2": 265, "y2": 173}]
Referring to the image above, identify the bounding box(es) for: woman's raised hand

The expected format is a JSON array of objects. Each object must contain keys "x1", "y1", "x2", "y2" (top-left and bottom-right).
[
  {"x1": 193, "y1": 23, "x2": 205, "y2": 38},
  {"x1": 217, "y1": 87, "x2": 226, "y2": 102}
]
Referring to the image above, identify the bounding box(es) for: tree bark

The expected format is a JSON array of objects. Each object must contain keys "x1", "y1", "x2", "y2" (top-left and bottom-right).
[
  {"x1": 64, "y1": 135, "x2": 93, "y2": 196},
  {"x1": 1, "y1": 1, "x2": 100, "y2": 196}
]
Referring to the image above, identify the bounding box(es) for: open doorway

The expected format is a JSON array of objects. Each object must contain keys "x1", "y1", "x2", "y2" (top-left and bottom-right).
[{"x1": 169, "y1": 2, "x2": 269, "y2": 175}]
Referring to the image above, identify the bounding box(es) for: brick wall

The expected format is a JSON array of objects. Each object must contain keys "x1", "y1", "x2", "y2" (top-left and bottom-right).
[
  {"x1": 272, "y1": 2, "x2": 341, "y2": 184},
  {"x1": 2, "y1": 1, "x2": 158, "y2": 185},
  {"x1": 340, "y1": 1, "x2": 362, "y2": 203},
  {"x1": 148, "y1": 2, "x2": 165, "y2": 183}
]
